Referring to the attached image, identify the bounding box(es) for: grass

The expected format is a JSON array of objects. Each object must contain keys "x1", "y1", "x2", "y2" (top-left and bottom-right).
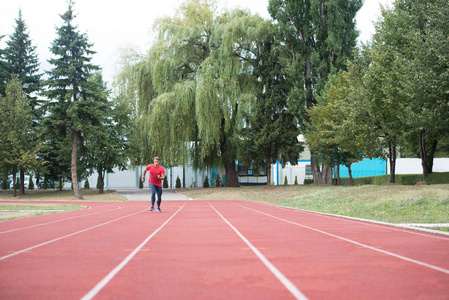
[
  {"x1": 0, "y1": 189, "x2": 127, "y2": 221},
  {"x1": 180, "y1": 184, "x2": 449, "y2": 227},
  {"x1": 0, "y1": 189, "x2": 127, "y2": 201},
  {"x1": 0, "y1": 203, "x2": 85, "y2": 221}
]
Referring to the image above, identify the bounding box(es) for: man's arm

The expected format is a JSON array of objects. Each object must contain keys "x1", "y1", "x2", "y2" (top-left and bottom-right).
[{"x1": 142, "y1": 169, "x2": 147, "y2": 182}]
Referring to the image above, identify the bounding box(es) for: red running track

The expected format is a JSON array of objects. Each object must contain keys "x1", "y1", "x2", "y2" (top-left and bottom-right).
[{"x1": 0, "y1": 200, "x2": 448, "y2": 299}]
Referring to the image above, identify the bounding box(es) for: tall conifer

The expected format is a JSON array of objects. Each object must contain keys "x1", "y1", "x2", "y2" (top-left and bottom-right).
[
  {"x1": 4, "y1": 10, "x2": 42, "y2": 193},
  {"x1": 45, "y1": 1, "x2": 99, "y2": 199}
]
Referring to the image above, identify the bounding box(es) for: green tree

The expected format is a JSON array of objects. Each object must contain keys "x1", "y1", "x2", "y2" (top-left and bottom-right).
[
  {"x1": 239, "y1": 20, "x2": 302, "y2": 186},
  {"x1": 389, "y1": 0, "x2": 449, "y2": 178},
  {"x1": 4, "y1": 10, "x2": 42, "y2": 193},
  {"x1": 44, "y1": 1, "x2": 100, "y2": 199},
  {"x1": 83, "y1": 73, "x2": 130, "y2": 193},
  {"x1": 268, "y1": 0, "x2": 363, "y2": 184},
  {"x1": 365, "y1": 0, "x2": 449, "y2": 180},
  {"x1": 117, "y1": 0, "x2": 273, "y2": 187},
  {"x1": 0, "y1": 34, "x2": 9, "y2": 95},
  {"x1": 0, "y1": 77, "x2": 40, "y2": 197}
]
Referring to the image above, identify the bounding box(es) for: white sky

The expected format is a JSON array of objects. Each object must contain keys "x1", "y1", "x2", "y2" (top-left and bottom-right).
[{"x1": 0, "y1": 0, "x2": 393, "y2": 86}]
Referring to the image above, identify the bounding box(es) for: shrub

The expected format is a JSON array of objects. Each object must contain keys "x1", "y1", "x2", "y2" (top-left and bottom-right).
[
  {"x1": 303, "y1": 179, "x2": 313, "y2": 185},
  {"x1": 163, "y1": 178, "x2": 168, "y2": 188},
  {"x1": 203, "y1": 176, "x2": 209, "y2": 188},
  {"x1": 139, "y1": 176, "x2": 143, "y2": 189},
  {"x1": 84, "y1": 180, "x2": 90, "y2": 189},
  {"x1": 294, "y1": 176, "x2": 298, "y2": 185},
  {"x1": 214, "y1": 174, "x2": 221, "y2": 187},
  {"x1": 1, "y1": 179, "x2": 7, "y2": 190},
  {"x1": 29, "y1": 176, "x2": 34, "y2": 190},
  {"x1": 426, "y1": 172, "x2": 449, "y2": 184},
  {"x1": 175, "y1": 176, "x2": 181, "y2": 188},
  {"x1": 42, "y1": 178, "x2": 48, "y2": 189},
  {"x1": 284, "y1": 176, "x2": 288, "y2": 185}
]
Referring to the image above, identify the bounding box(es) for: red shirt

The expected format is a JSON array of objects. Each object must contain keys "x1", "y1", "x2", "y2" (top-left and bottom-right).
[{"x1": 145, "y1": 164, "x2": 165, "y2": 187}]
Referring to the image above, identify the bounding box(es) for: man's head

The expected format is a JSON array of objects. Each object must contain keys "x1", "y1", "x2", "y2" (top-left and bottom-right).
[{"x1": 154, "y1": 156, "x2": 161, "y2": 166}]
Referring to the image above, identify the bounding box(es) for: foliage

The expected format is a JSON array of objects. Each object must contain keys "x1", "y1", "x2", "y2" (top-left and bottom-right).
[
  {"x1": 0, "y1": 77, "x2": 40, "y2": 197},
  {"x1": 372, "y1": 0, "x2": 449, "y2": 178},
  {"x1": 284, "y1": 176, "x2": 288, "y2": 185},
  {"x1": 163, "y1": 178, "x2": 168, "y2": 188},
  {"x1": 81, "y1": 73, "x2": 130, "y2": 194},
  {"x1": 84, "y1": 180, "x2": 90, "y2": 189},
  {"x1": 268, "y1": 0, "x2": 363, "y2": 184},
  {"x1": 28, "y1": 176, "x2": 34, "y2": 190},
  {"x1": 176, "y1": 176, "x2": 181, "y2": 189},
  {"x1": 238, "y1": 20, "x2": 302, "y2": 185},
  {"x1": 117, "y1": 0, "x2": 284, "y2": 187},
  {"x1": 203, "y1": 176, "x2": 209, "y2": 188},
  {"x1": 44, "y1": 1, "x2": 100, "y2": 199},
  {"x1": 3, "y1": 10, "x2": 42, "y2": 123}
]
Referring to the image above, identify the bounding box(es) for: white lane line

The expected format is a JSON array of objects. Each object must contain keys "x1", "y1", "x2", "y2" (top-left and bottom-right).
[
  {"x1": 0, "y1": 208, "x2": 147, "y2": 261},
  {"x1": 81, "y1": 203, "x2": 187, "y2": 300},
  {"x1": 237, "y1": 203, "x2": 449, "y2": 276},
  {"x1": 209, "y1": 202, "x2": 308, "y2": 300},
  {"x1": 0, "y1": 204, "x2": 141, "y2": 235}
]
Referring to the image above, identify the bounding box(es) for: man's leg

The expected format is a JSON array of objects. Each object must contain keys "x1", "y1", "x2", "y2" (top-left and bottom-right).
[
  {"x1": 150, "y1": 184, "x2": 157, "y2": 210},
  {"x1": 156, "y1": 185, "x2": 163, "y2": 211}
]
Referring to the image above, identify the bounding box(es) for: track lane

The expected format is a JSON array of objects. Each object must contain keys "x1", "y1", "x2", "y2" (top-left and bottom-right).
[
  {"x1": 213, "y1": 201, "x2": 449, "y2": 299},
  {"x1": 91, "y1": 201, "x2": 298, "y2": 300},
  {"x1": 1, "y1": 200, "x2": 448, "y2": 299},
  {"x1": 0, "y1": 202, "x2": 184, "y2": 299}
]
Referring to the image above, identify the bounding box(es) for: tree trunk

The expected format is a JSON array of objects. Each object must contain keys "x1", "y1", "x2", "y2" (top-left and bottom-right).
[
  {"x1": 12, "y1": 166, "x2": 17, "y2": 198},
  {"x1": 336, "y1": 164, "x2": 340, "y2": 186},
  {"x1": 348, "y1": 163, "x2": 354, "y2": 186},
  {"x1": 388, "y1": 141, "x2": 396, "y2": 183},
  {"x1": 225, "y1": 160, "x2": 240, "y2": 187},
  {"x1": 311, "y1": 155, "x2": 333, "y2": 184},
  {"x1": 428, "y1": 139, "x2": 438, "y2": 174},
  {"x1": 419, "y1": 130, "x2": 428, "y2": 179},
  {"x1": 266, "y1": 160, "x2": 272, "y2": 186},
  {"x1": 20, "y1": 169, "x2": 25, "y2": 195},
  {"x1": 71, "y1": 129, "x2": 83, "y2": 199}
]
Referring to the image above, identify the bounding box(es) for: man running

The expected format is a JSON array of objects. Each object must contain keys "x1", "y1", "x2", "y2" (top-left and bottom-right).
[{"x1": 142, "y1": 156, "x2": 166, "y2": 212}]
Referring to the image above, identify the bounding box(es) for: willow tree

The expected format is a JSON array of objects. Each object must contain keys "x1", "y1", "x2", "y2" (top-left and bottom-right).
[{"x1": 117, "y1": 0, "x2": 271, "y2": 187}]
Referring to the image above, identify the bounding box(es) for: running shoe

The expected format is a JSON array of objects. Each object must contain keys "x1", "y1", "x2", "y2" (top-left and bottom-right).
[
  {"x1": 150, "y1": 207, "x2": 154, "y2": 211},
  {"x1": 157, "y1": 208, "x2": 162, "y2": 212}
]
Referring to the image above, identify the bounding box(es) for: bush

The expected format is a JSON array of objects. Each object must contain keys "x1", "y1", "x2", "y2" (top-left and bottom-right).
[
  {"x1": 139, "y1": 176, "x2": 143, "y2": 189},
  {"x1": 214, "y1": 174, "x2": 221, "y2": 187},
  {"x1": 175, "y1": 176, "x2": 181, "y2": 188},
  {"x1": 84, "y1": 180, "x2": 90, "y2": 189},
  {"x1": 163, "y1": 178, "x2": 168, "y2": 188},
  {"x1": 294, "y1": 176, "x2": 298, "y2": 185},
  {"x1": 426, "y1": 172, "x2": 449, "y2": 184},
  {"x1": 303, "y1": 179, "x2": 313, "y2": 185},
  {"x1": 1, "y1": 179, "x2": 7, "y2": 190},
  {"x1": 29, "y1": 176, "x2": 34, "y2": 190},
  {"x1": 203, "y1": 176, "x2": 209, "y2": 188},
  {"x1": 42, "y1": 178, "x2": 48, "y2": 189},
  {"x1": 284, "y1": 176, "x2": 288, "y2": 185}
]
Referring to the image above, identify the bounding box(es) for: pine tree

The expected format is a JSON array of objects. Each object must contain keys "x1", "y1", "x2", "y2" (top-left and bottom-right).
[
  {"x1": 0, "y1": 35, "x2": 9, "y2": 95},
  {"x1": 5, "y1": 10, "x2": 41, "y2": 113},
  {"x1": 82, "y1": 73, "x2": 130, "y2": 194},
  {"x1": 44, "y1": 1, "x2": 99, "y2": 199}
]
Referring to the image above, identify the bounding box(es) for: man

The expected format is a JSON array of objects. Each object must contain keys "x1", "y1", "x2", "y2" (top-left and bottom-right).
[{"x1": 142, "y1": 156, "x2": 166, "y2": 212}]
